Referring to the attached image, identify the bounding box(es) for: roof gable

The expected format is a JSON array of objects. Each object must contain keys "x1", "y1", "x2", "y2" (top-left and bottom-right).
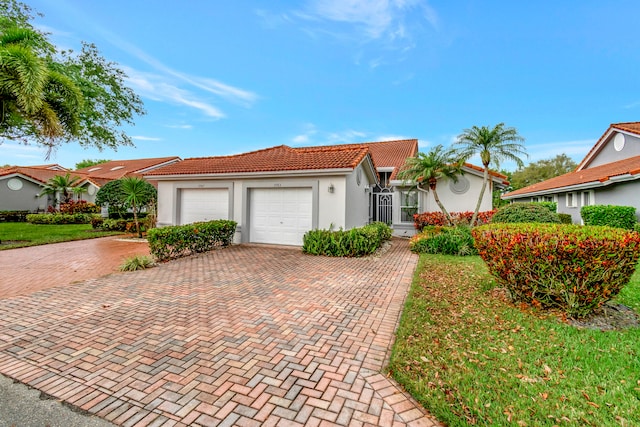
[
  {"x1": 0, "y1": 166, "x2": 86, "y2": 185},
  {"x1": 577, "y1": 122, "x2": 640, "y2": 170},
  {"x1": 145, "y1": 145, "x2": 373, "y2": 176},
  {"x1": 75, "y1": 157, "x2": 180, "y2": 180}
]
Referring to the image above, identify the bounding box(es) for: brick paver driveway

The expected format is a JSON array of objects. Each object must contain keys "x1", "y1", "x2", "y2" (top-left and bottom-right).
[{"x1": 0, "y1": 241, "x2": 441, "y2": 426}]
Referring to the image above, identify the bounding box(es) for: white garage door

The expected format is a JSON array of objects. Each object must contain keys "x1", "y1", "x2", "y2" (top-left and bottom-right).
[
  {"x1": 250, "y1": 188, "x2": 312, "y2": 245},
  {"x1": 180, "y1": 188, "x2": 228, "y2": 224}
]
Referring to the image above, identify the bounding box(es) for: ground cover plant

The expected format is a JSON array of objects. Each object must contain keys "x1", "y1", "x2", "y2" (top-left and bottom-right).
[
  {"x1": 302, "y1": 222, "x2": 391, "y2": 257},
  {"x1": 389, "y1": 254, "x2": 640, "y2": 427},
  {"x1": 0, "y1": 222, "x2": 120, "y2": 250},
  {"x1": 410, "y1": 226, "x2": 477, "y2": 256}
]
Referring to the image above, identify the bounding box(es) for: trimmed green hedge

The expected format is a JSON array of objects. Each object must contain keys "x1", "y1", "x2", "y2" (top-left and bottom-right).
[
  {"x1": 147, "y1": 220, "x2": 237, "y2": 262},
  {"x1": 472, "y1": 223, "x2": 640, "y2": 317},
  {"x1": 581, "y1": 204, "x2": 637, "y2": 230},
  {"x1": 302, "y1": 222, "x2": 392, "y2": 257},
  {"x1": 491, "y1": 202, "x2": 560, "y2": 224},
  {"x1": 409, "y1": 226, "x2": 476, "y2": 256},
  {"x1": 532, "y1": 201, "x2": 557, "y2": 212},
  {"x1": 558, "y1": 213, "x2": 573, "y2": 224},
  {"x1": 26, "y1": 213, "x2": 99, "y2": 224}
]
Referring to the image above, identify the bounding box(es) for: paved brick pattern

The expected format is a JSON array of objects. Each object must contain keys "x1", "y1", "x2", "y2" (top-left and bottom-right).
[
  {"x1": 0, "y1": 237, "x2": 151, "y2": 299},
  {"x1": 0, "y1": 240, "x2": 441, "y2": 426}
]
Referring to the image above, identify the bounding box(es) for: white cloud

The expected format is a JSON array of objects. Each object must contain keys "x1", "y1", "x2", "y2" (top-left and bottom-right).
[
  {"x1": 290, "y1": 124, "x2": 367, "y2": 146},
  {"x1": 0, "y1": 142, "x2": 48, "y2": 163},
  {"x1": 623, "y1": 101, "x2": 640, "y2": 109},
  {"x1": 377, "y1": 134, "x2": 411, "y2": 141},
  {"x1": 526, "y1": 140, "x2": 594, "y2": 162},
  {"x1": 165, "y1": 124, "x2": 193, "y2": 130},
  {"x1": 326, "y1": 129, "x2": 367, "y2": 144},
  {"x1": 132, "y1": 136, "x2": 162, "y2": 141}
]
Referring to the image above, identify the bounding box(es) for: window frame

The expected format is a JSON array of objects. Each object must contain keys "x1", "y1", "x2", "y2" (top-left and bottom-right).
[{"x1": 399, "y1": 189, "x2": 418, "y2": 223}]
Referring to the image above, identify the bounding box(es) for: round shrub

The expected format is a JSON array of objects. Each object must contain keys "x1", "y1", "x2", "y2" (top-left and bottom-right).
[
  {"x1": 410, "y1": 226, "x2": 477, "y2": 256},
  {"x1": 472, "y1": 223, "x2": 640, "y2": 317},
  {"x1": 491, "y1": 203, "x2": 560, "y2": 224}
]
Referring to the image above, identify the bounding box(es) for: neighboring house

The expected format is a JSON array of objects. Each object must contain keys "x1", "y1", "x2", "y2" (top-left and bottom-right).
[
  {"x1": 146, "y1": 140, "x2": 508, "y2": 245},
  {"x1": 0, "y1": 157, "x2": 181, "y2": 212},
  {"x1": 0, "y1": 164, "x2": 89, "y2": 212},
  {"x1": 503, "y1": 122, "x2": 640, "y2": 223},
  {"x1": 75, "y1": 157, "x2": 181, "y2": 203}
]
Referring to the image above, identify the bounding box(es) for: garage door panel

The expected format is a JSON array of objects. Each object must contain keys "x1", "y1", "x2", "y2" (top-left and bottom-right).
[
  {"x1": 250, "y1": 188, "x2": 312, "y2": 245},
  {"x1": 180, "y1": 188, "x2": 228, "y2": 225}
]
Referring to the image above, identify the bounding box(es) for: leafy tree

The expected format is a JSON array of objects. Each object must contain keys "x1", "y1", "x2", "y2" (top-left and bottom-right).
[
  {"x1": 75, "y1": 158, "x2": 110, "y2": 170},
  {"x1": 120, "y1": 177, "x2": 151, "y2": 238},
  {"x1": 0, "y1": 1, "x2": 145, "y2": 156},
  {"x1": 510, "y1": 153, "x2": 577, "y2": 190},
  {"x1": 95, "y1": 177, "x2": 156, "y2": 220},
  {"x1": 454, "y1": 123, "x2": 527, "y2": 226},
  {"x1": 39, "y1": 172, "x2": 86, "y2": 206},
  {"x1": 397, "y1": 144, "x2": 464, "y2": 225}
]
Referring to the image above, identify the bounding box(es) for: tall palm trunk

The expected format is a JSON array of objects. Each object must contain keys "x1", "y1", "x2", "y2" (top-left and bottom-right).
[
  {"x1": 131, "y1": 200, "x2": 142, "y2": 238},
  {"x1": 425, "y1": 179, "x2": 454, "y2": 225},
  {"x1": 471, "y1": 167, "x2": 489, "y2": 226}
]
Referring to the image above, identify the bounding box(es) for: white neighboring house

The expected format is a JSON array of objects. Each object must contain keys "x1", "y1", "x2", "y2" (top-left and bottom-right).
[
  {"x1": 503, "y1": 122, "x2": 640, "y2": 223},
  {"x1": 146, "y1": 140, "x2": 509, "y2": 245}
]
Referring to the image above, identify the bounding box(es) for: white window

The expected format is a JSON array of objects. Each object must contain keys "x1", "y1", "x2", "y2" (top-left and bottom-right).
[
  {"x1": 581, "y1": 190, "x2": 594, "y2": 207},
  {"x1": 399, "y1": 190, "x2": 418, "y2": 223},
  {"x1": 566, "y1": 192, "x2": 577, "y2": 208}
]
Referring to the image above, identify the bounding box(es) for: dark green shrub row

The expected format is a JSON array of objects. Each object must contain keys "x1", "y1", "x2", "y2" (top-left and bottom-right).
[
  {"x1": 147, "y1": 220, "x2": 237, "y2": 262},
  {"x1": 581, "y1": 205, "x2": 637, "y2": 230},
  {"x1": 0, "y1": 211, "x2": 29, "y2": 222},
  {"x1": 302, "y1": 222, "x2": 392, "y2": 257},
  {"x1": 26, "y1": 213, "x2": 99, "y2": 224},
  {"x1": 491, "y1": 203, "x2": 560, "y2": 224},
  {"x1": 558, "y1": 213, "x2": 573, "y2": 224},
  {"x1": 410, "y1": 226, "x2": 477, "y2": 256},
  {"x1": 472, "y1": 223, "x2": 640, "y2": 318},
  {"x1": 532, "y1": 201, "x2": 557, "y2": 212}
]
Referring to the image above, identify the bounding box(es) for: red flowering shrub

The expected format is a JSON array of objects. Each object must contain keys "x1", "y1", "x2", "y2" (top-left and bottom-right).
[
  {"x1": 472, "y1": 223, "x2": 640, "y2": 318},
  {"x1": 59, "y1": 200, "x2": 100, "y2": 214},
  {"x1": 413, "y1": 210, "x2": 496, "y2": 229}
]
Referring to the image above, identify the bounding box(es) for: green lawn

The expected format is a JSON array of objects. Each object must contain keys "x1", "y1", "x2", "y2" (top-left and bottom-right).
[
  {"x1": 0, "y1": 222, "x2": 121, "y2": 250},
  {"x1": 389, "y1": 254, "x2": 640, "y2": 427}
]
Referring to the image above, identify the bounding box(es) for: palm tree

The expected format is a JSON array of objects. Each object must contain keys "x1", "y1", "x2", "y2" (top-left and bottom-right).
[
  {"x1": 39, "y1": 173, "x2": 85, "y2": 207},
  {"x1": 120, "y1": 176, "x2": 148, "y2": 238},
  {"x1": 397, "y1": 145, "x2": 464, "y2": 225},
  {"x1": 0, "y1": 22, "x2": 83, "y2": 153},
  {"x1": 454, "y1": 123, "x2": 527, "y2": 226}
]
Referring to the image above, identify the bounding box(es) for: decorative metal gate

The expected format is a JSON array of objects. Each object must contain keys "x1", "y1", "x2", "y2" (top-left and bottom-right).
[{"x1": 371, "y1": 187, "x2": 393, "y2": 224}]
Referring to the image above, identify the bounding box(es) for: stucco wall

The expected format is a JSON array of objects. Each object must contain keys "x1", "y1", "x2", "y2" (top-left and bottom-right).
[
  {"x1": 587, "y1": 132, "x2": 640, "y2": 168},
  {"x1": 345, "y1": 164, "x2": 373, "y2": 229},
  {"x1": 422, "y1": 173, "x2": 493, "y2": 213},
  {"x1": 0, "y1": 177, "x2": 48, "y2": 211}
]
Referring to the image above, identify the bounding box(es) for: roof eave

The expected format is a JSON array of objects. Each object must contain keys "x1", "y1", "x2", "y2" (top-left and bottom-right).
[
  {"x1": 145, "y1": 168, "x2": 356, "y2": 180},
  {"x1": 502, "y1": 173, "x2": 640, "y2": 199}
]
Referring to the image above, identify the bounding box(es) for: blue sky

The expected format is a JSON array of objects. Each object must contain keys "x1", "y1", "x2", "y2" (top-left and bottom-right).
[{"x1": 3, "y1": 0, "x2": 639, "y2": 171}]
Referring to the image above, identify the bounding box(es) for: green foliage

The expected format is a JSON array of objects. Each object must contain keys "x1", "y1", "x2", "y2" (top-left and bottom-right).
[
  {"x1": 472, "y1": 223, "x2": 640, "y2": 317},
  {"x1": 558, "y1": 213, "x2": 573, "y2": 224},
  {"x1": 532, "y1": 201, "x2": 557, "y2": 212},
  {"x1": 636, "y1": 223, "x2": 640, "y2": 233},
  {"x1": 95, "y1": 178, "x2": 156, "y2": 219},
  {"x1": 120, "y1": 176, "x2": 149, "y2": 238},
  {"x1": 147, "y1": 220, "x2": 237, "y2": 262},
  {"x1": 413, "y1": 210, "x2": 496, "y2": 229},
  {"x1": 90, "y1": 216, "x2": 104, "y2": 229},
  {"x1": 302, "y1": 223, "x2": 392, "y2": 257},
  {"x1": 100, "y1": 218, "x2": 130, "y2": 232},
  {"x1": 59, "y1": 200, "x2": 99, "y2": 214},
  {"x1": 38, "y1": 173, "x2": 86, "y2": 205},
  {"x1": 410, "y1": 226, "x2": 477, "y2": 256},
  {"x1": 75, "y1": 158, "x2": 109, "y2": 169},
  {"x1": 0, "y1": 221, "x2": 119, "y2": 250},
  {"x1": 510, "y1": 154, "x2": 577, "y2": 190},
  {"x1": 491, "y1": 202, "x2": 560, "y2": 224},
  {"x1": 0, "y1": 210, "x2": 29, "y2": 222},
  {"x1": 0, "y1": 2, "x2": 144, "y2": 153},
  {"x1": 26, "y1": 213, "x2": 97, "y2": 224},
  {"x1": 581, "y1": 204, "x2": 637, "y2": 230},
  {"x1": 119, "y1": 255, "x2": 155, "y2": 272}
]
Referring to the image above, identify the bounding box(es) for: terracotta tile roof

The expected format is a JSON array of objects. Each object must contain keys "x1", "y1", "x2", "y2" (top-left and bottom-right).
[
  {"x1": 145, "y1": 145, "x2": 372, "y2": 176},
  {"x1": 0, "y1": 166, "x2": 86, "y2": 185},
  {"x1": 317, "y1": 139, "x2": 418, "y2": 179},
  {"x1": 463, "y1": 163, "x2": 510, "y2": 185},
  {"x1": 504, "y1": 154, "x2": 640, "y2": 198},
  {"x1": 75, "y1": 157, "x2": 180, "y2": 180},
  {"x1": 577, "y1": 122, "x2": 640, "y2": 170}
]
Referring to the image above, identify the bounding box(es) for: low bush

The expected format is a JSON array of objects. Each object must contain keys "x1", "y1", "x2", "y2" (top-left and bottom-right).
[
  {"x1": 532, "y1": 201, "x2": 557, "y2": 212},
  {"x1": 410, "y1": 226, "x2": 476, "y2": 256},
  {"x1": 413, "y1": 210, "x2": 496, "y2": 229},
  {"x1": 558, "y1": 213, "x2": 573, "y2": 224},
  {"x1": 491, "y1": 202, "x2": 560, "y2": 224},
  {"x1": 0, "y1": 211, "x2": 29, "y2": 222},
  {"x1": 120, "y1": 255, "x2": 155, "y2": 271},
  {"x1": 147, "y1": 220, "x2": 237, "y2": 262},
  {"x1": 26, "y1": 213, "x2": 97, "y2": 224},
  {"x1": 91, "y1": 216, "x2": 104, "y2": 229},
  {"x1": 59, "y1": 200, "x2": 100, "y2": 214},
  {"x1": 302, "y1": 222, "x2": 392, "y2": 257},
  {"x1": 472, "y1": 223, "x2": 640, "y2": 317},
  {"x1": 636, "y1": 223, "x2": 640, "y2": 233},
  {"x1": 100, "y1": 218, "x2": 130, "y2": 232},
  {"x1": 581, "y1": 204, "x2": 637, "y2": 230}
]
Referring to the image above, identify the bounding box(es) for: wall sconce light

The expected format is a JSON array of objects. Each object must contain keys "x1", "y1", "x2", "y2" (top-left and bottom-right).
[
  {"x1": 328, "y1": 184, "x2": 335, "y2": 193},
  {"x1": 364, "y1": 185, "x2": 370, "y2": 193}
]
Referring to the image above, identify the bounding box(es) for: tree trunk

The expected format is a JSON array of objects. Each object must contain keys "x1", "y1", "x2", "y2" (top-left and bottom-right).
[
  {"x1": 471, "y1": 167, "x2": 489, "y2": 226},
  {"x1": 132, "y1": 201, "x2": 142, "y2": 238},
  {"x1": 431, "y1": 186, "x2": 454, "y2": 226}
]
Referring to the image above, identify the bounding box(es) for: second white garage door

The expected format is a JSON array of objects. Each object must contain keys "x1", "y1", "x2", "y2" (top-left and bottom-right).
[
  {"x1": 180, "y1": 188, "x2": 229, "y2": 224},
  {"x1": 250, "y1": 187, "x2": 312, "y2": 245}
]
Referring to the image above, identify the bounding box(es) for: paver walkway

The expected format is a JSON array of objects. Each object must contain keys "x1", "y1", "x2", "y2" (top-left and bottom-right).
[
  {"x1": 0, "y1": 241, "x2": 441, "y2": 426},
  {"x1": 0, "y1": 237, "x2": 151, "y2": 299}
]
